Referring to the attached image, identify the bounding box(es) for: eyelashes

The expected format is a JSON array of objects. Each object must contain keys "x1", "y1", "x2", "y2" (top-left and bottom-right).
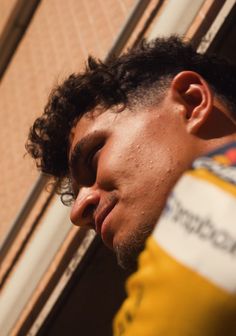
[
  {"x1": 70, "y1": 132, "x2": 106, "y2": 189},
  {"x1": 85, "y1": 143, "x2": 104, "y2": 170}
]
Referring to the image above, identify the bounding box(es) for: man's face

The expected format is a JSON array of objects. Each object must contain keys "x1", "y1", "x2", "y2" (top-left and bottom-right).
[{"x1": 69, "y1": 95, "x2": 198, "y2": 269}]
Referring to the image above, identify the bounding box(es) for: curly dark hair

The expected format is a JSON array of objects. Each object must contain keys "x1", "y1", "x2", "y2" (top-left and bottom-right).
[{"x1": 26, "y1": 35, "x2": 236, "y2": 200}]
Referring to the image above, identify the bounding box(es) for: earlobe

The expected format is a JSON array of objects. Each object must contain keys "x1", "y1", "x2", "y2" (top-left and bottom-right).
[{"x1": 171, "y1": 71, "x2": 213, "y2": 134}]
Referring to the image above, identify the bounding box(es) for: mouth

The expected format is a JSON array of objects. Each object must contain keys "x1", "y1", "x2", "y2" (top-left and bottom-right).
[{"x1": 94, "y1": 196, "x2": 117, "y2": 236}]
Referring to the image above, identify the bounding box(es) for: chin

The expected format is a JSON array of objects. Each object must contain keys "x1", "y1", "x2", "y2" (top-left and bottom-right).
[
  {"x1": 114, "y1": 243, "x2": 140, "y2": 272},
  {"x1": 114, "y1": 221, "x2": 154, "y2": 271}
]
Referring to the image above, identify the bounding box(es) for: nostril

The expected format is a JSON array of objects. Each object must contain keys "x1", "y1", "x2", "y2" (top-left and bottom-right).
[
  {"x1": 70, "y1": 189, "x2": 100, "y2": 226},
  {"x1": 82, "y1": 204, "x2": 96, "y2": 218}
]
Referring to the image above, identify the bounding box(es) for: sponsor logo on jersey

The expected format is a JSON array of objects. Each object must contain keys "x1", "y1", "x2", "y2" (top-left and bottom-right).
[
  {"x1": 154, "y1": 172, "x2": 236, "y2": 292},
  {"x1": 164, "y1": 193, "x2": 236, "y2": 257}
]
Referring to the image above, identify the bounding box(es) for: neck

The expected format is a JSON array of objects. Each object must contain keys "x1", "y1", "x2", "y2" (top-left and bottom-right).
[{"x1": 197, "y1": 102, "x2": 236, "y2": 154}]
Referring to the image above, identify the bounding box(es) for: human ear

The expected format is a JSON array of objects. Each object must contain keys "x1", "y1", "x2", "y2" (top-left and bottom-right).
[{"x1": 171, "y1": 71, "x2": 213, "y2": 134}]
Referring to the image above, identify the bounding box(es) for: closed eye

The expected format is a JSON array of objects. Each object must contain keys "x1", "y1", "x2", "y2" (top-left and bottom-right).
[
  {"x1": 69, "y1": 131, "x2": 106, "y2": 188},
  {"x1": 86, "y1": 142, "x2": 104, "y2": 170}
]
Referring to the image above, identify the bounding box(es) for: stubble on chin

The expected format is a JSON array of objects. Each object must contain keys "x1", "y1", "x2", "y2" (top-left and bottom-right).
[{"x1": 114, "y1": 222, "x2": 154, "y2": 272}]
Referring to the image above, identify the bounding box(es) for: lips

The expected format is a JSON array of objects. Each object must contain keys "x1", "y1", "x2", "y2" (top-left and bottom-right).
[{"x1": 94, "y1": 196, "x2": 117, "y2": 235}]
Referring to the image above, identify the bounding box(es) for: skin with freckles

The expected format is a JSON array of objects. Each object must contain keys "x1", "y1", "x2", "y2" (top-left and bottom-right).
[{"x1": 69, "y1": 71, "x2": 236, "y2": 270}]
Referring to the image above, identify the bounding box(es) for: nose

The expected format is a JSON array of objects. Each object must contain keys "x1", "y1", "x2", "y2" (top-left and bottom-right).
[{"x1": 70, "y1": 187, "x2": 100, "y2": 228}]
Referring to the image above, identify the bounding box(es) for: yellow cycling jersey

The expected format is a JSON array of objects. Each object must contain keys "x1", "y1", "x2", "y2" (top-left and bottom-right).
[{"x1": 114, "y1": 142, "x2": 236, "y2": 336}]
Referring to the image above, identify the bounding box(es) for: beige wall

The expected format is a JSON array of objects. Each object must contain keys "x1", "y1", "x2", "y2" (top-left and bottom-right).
[{"x1": 0, "y1": 0, "x2": 18, "y2": 33}]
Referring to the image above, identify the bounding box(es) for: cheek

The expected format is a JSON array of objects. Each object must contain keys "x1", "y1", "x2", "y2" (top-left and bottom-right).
[
  {"x1": 95, "y1": 148, "x2": 129, "y2": 190},
  {"x1": 129, "y1": 147, "x2": 181, "y2": 205},
  {"x1": 97, "y1": 151, "x2": 136, "y2": 187},
  {"x1": 99, "y1": 139, "x2": 171, "y2": 187}
]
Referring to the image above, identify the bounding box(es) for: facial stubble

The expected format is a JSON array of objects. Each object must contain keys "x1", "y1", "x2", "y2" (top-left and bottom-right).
[{"x1": 114, "y1": 219, "x2": 154, "y2": 272}]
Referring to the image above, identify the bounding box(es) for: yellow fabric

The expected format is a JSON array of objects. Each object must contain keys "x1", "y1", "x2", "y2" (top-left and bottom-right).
[
  {"x1": 114, "y1": 237, "x2": 236, "y2": 336},
  {"x1": 187, "y1": 169, "x2": 236, "y2": 198}
]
